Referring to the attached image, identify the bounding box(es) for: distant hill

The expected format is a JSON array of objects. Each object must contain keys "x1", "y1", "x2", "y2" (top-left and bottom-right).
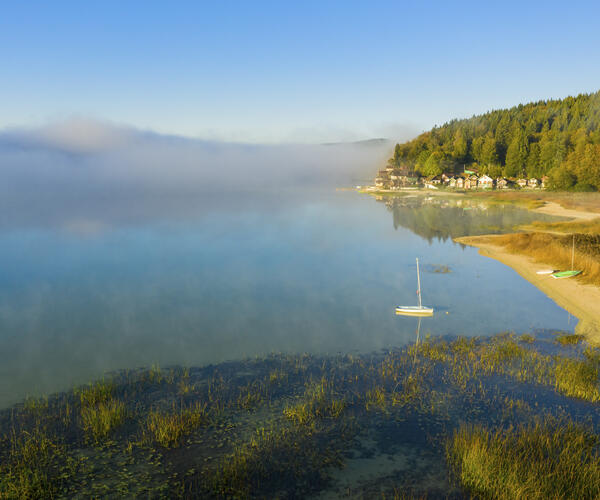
[
  {"x1": 322, "y1": 138, "x2": 391, "y2": 147},
  {"x1": 390, "y1": 91, "x2": 600, "y2": 190}
]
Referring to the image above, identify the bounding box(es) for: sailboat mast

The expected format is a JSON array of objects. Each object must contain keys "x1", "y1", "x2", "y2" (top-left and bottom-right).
[{"x1": 416, "y1": 258, "x2": 422, "y2": 308}]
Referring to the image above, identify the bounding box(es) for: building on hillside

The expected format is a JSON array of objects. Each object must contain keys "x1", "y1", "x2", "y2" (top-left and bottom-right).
[
  {"x1": 455, "y1": 177, "x2": 465, "y2": 189},
  {"x1": 430, "y1": 175, "x2": 442, "y2": 185},
  {"x1": 375, "y1": 169, "x2": 390, "y2": 188},
  {"x1": 478, "y1": 175, "x2": 494, "y2": 189},
  {"x1": 528, "y1": 178, "x2": 540, "y2": 188},
  {"x1": 516, "y1": 178, "x2": 528, "y2": 188},
  {"x1": 447, "y1": 176, "x2": 456, "y2": 187},
  {"x1": 496, "y1": 177, "x2": 509, "y2": 189},
  {"x1": 464, "y1": 175, "x2": 479, "y2": 189}
]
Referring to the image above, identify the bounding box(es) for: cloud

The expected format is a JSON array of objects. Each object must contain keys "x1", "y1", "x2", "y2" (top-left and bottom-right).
[{"x1": 0, "y1": 118, "x2": 395, "y2": 231}]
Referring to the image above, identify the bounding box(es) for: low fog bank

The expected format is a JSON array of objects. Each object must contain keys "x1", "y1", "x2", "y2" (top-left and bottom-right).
[{"x1": 0, "y1": 119, "x2": 393, "y2": 231}]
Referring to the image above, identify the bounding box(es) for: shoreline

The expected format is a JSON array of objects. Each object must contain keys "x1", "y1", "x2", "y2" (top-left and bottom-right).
[
  {"x1": 358, "y1": 187, "x2": 600, "y2": 340},
  {"x1": 532, "y1": 201, "x2": 599, "y2": 221},
  {"x1": 455, "y1": 233, "x2": 600, "y2": 342}
]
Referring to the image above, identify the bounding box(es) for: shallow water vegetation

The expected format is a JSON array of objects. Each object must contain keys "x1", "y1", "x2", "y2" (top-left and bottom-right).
[
  {"x1": 3, "y1": 331, "x2": 600, "y2": 497},
  {"x1": 202, "y1": 422, "x2": 347, "y2": 498},
  {"x1": 447, "y1": 420, "x2": 600, "y2": 499},
  {"x1": 81, "y1": 398, "x2": 127, "y2": 443},
  {"x1": 146, "y1": 403, "x2": 209, "y2": 448},
  {"x1": 0, "y1": 428, "x2": 70, "y2": 499},
  {"x1": 555, "y1": 332, "x2": 584, "y2": 345},
  {"x1": 77, "y1": 379, "x2": 116, "y2": 408}
]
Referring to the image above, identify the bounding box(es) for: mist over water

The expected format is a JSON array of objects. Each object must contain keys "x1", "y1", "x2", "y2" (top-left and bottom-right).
[
  {"x1": 0, "y1": 119, "x2": 391, "y2": 231},
  {"x1": 0, "y1": 121, "x2": 574, "y2": 407}
]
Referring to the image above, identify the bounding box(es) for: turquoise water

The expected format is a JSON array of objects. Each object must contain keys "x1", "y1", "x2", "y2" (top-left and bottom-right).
[{"x1": 0, "y1": 191, "x2": 572, "y2": 407}]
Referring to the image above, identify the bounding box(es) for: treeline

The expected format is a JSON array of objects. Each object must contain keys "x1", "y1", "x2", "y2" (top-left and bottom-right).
[{"x1": 391, "y1": 91, "x2": 600, "y2": 190}]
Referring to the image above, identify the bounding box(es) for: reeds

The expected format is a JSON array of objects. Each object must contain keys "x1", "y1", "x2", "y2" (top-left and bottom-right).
[
  {"x1": 447, "y1": 421, "x2": 600, "y2": 499},
  {"x1": 471, "y1": 190, "x2": 600, "y2": 213},
  {"x1": 495, "y1": 232, "x2": 600, "y2": 285},
  {"x1": 0, "y1": 429, "x2": 61, "y2": 498},
  {"x1": 530, "y1": 217, "x2": 600, "y2": 234},
  {"x1": 146, "y1": 403, "x2": 209, "y2": 448},
  {"x1": 80, "y1": 399, "x2": 127, "y2": 443}
]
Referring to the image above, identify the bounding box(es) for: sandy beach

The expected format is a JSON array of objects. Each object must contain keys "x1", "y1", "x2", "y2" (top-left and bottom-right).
[
  {"x1": 533, "y1": 201, "x2": 600, "y2": 221},
  {"x1": 456, "y1": 200, "x2": 600, "y2": 341}
]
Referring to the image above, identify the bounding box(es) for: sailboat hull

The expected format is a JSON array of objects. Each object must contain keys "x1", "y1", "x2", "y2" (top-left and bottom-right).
[{"x1": 395, "y1": 306, "x2": 434, "y2": 316}]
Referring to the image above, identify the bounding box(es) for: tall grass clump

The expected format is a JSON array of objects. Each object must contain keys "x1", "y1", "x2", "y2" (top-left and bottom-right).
[
  {"x1": 77, "y1": 379, "x2": 116, "y2": 408},
  {"x1": 553, "y1": 352, "x2": 600, "y2": 402},
  {"x1": 146, "y1": 403, "x2": 208, "y2": 448},
  {"x1": 447, "y1": 421, "x2": 600, "y2": 499},
  {"x1": 0, "y1": 429, "x2": 61, "y2": 498},
  {"x1": 283, "y1": 377, "x2": 346, "y2": 426},
  {"x1": 81, "y1": 399, "x2": 127, "y2": 443}
]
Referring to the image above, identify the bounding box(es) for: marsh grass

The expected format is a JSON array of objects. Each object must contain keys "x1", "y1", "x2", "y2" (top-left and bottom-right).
[
  {"x1": 205, "y1": 423, "x2": 346, "y2": 498},
  {"x1": 146, "y1": 403, "x2": 209, "y2": 448},
  {"x1": 81, "y1": 398, "x2": 127, "y2": 443},
  {"x1": 77, "y1": 379, "x2": 116, "y2": 408},
  {"x1": 519, "y1": 333, "x2": 535, "y2": 343},
  {"x1": 4, "y1": 332, "x2": 600, "y2": 497},
  {"x1": 494, "y1": 232, "x2": 600, "y2": 285},
  {"x1": 555, "y1": 332, "x2": 584, "y2": 345},
  {"x1": 471, "y1": 190, "x2": 600, "y2": 213},
  {"x1": 447, "y1": 421, "x2": 600, "y2": 499},
  {"x1": 529, "y1": 217, "x2": 600, "y2": 234},
  {"x1": 0, "y1": 429, "x2": 62, "y2": 498}
]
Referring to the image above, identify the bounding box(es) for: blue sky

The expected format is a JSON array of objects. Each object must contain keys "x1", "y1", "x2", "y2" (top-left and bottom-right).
[{"x1": 2, "y1": 1, "x2": 599, "y2": 143}]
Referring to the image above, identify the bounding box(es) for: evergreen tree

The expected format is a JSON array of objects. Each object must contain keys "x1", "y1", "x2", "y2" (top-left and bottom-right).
[
  {"x1": 505, "y1": 129, "x2": 528, "y2": 177},
  {"x1": 388, "y1": 90, "x2": 600, "y2": 189}
]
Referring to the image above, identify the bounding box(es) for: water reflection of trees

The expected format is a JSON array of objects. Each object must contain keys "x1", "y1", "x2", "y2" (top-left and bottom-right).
[{"x1": 380, "y1": 196, "x2": 551, "y2": 243}]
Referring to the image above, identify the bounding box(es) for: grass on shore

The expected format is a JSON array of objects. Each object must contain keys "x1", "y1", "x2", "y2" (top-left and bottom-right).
[
  {"x1": 528, "y1": 217, "x2": 600, "y2": 234},
  {"x1": 447, "y1": 421, "x2": 600, "y2": 499},
  {"x1": 470, "y1": 190, "x2": 600, "y2": 213},
  {"x1": 493, "y1": 232, "x2": 600, "y2": 285}
]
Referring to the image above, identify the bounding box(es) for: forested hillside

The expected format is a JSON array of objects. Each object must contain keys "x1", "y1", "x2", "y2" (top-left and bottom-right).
[{"x1": 391, "y1": 91, "x2": 600, "y2": 190}]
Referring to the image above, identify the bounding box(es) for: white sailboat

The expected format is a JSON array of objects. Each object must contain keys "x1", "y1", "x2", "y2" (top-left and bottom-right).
[{"x1": 396, "y1": 258, "x2": 434, "y2": 316}]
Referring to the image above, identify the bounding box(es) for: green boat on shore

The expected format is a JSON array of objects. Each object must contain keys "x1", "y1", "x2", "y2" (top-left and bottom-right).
[{"x1": 551, "y1": 270, "x2": 582, "y2": 279}]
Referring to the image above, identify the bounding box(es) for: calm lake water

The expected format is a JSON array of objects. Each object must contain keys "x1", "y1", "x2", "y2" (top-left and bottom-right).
[{"x1": 0, "y1": 190, "x2": 573, "y2": 407}]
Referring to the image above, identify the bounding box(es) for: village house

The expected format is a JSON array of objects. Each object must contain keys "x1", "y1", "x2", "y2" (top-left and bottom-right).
[
  {"x1": 455, "y1": 177, "x2": 465, "y2": 189},
  {"x1": 447, "y1": 176, "x2": 456, "y2": 187},
  {"x1": 516, "y1": 178, "x2": 528, "y2": 188},
  {"x1": 375, "y1": 169, "x2": 390, "y2": 188},
  {"x1": 478, "y1": 175, "x2": 494, "y2": 189},
  {"x1": 541, "y1": 175, "x2": 549, "y2": 188},
  {"x1": 496, "y1": 177, "x2": 509, "y2": 189},
  {"x1": 528, "y1": 178, "x2": 540, "y2": 188},
  {"x1": 430, "y1": 175, "x2": 443, "y2": 185},
  {"x1": 464, "y1": 174, "x2": 479, "y2": 190}
]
